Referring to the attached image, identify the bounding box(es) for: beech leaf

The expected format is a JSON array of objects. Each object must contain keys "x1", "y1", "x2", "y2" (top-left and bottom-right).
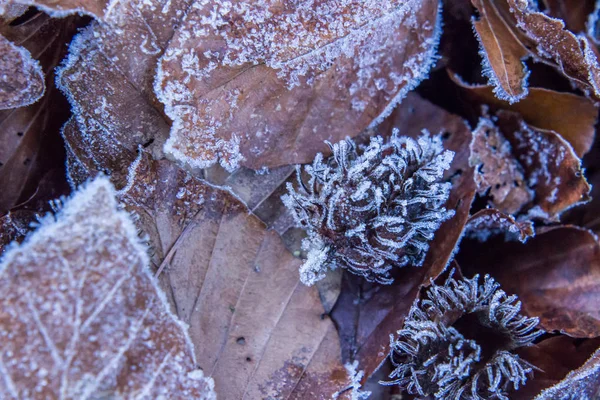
[
  {"x1": 0, "y1": 178, "x2": 216, "y2": 399},
  {"x1": 459, "y1": 226, "x2": 600, "y2": 338},
  {"x1": 154, "y1": 0, "x2": 442, "y2": 170},
  {"x1": 0, "y1": 33, "x2": 43, "y2": 109},
  {"x1": 451, "y1": 74, "x2": 598, "y2": 157},
  {"x1": 465, "y1": 208, "x2": 534, "y2": 242},
  {"x1": 471, "y1": 0, "x2": 530, "y2": 103}
]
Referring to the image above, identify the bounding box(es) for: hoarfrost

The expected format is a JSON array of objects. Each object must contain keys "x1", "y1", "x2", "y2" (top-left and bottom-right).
[
  {"x1": 155, "y1": 0, "x2": 442, "y2": 170},
  {"x1": 331, "y1": 361, "x2": 371, "y2": 400},
  {"x1": 0, "y1": 178, "x2": 216, "y2": 399},
  {"x1": 282, "y1": 131, "x2": 455, "y2": 286}
]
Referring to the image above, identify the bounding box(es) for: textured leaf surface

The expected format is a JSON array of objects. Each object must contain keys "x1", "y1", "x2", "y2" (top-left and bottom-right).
[
  {"x1": 459, "y1": 226, "x2": 600, "y2": 337},
  {"x1": 0, "y1": 178, "x2": 216, "y2": 399},
  {"x1": 465, "y1": 208, "x2": 534, "y2": 242},
  {"x1": 452, "y1": 76, "x2": 598, "y2": 157},
  {"x1": 155, "y1": 0, "x2": 442, "y2": 170},
  {"x1": 63, "y1": 122, "x2": 362, "y2": 399},
  {"x1": 471, "y1": 0, "x2": 530, "y2": 103},
  {"x1": 0, "y1": 33, "x2": 43, "y2": 109}
]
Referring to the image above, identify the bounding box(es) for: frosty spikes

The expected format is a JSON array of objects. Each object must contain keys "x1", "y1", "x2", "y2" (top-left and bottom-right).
[
  {"x1": 282, "y1": 131, "x2": 455, "y2": 286},
  {"x1": 384, "y1": 274, "x2": 544, "y2": 399}
]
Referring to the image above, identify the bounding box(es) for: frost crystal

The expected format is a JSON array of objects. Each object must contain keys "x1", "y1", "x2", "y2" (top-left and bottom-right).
[
  {"x1": 282, "y1": 132, "x2": 455, "y2": 285},
  {"x1": 384, "y1": 274, "x2": 544, "y2": 399}
]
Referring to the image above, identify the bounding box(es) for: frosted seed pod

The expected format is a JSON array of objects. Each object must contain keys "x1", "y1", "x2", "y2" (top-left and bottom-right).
[
  {"x1": 383, "y1": 273, "x2": 544, "y2": 399},
  {"x1": 282, "y1": 131, "x2": 455, "y2": 285}
]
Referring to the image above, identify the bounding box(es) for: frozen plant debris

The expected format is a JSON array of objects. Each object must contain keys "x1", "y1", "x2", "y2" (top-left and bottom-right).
[
  {"x1": 0, "y1": 178, "x2": 216, "y2": 399},
  {"x1": 384, "y1": 273, "x2": 544, "y2": 399},
  {"x1": 282, "y1": 132, "x2": 455, "y2": 286}
]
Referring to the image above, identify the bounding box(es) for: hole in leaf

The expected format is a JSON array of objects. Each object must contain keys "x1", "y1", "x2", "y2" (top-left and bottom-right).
[{"x1": 236, "y1": 337, "x2": 246, "y2": 345}]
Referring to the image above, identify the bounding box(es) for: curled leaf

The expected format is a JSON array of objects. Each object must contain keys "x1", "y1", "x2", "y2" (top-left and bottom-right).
[{"x1": 466, "y1": 208, "x2": 534, "y2": 242}]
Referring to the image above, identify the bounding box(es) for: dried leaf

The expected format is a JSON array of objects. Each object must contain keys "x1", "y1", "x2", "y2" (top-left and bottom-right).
[
  {"x1": 470, "y1": 117, "x2": 533, "y2": 214},
  {"x1": 451, "y1": 74, "x2": 598, "y2": 157},
  {"x1": 465, "y1": 208, "x2": 534, "y2": 242},
  {"x1": 471, "y1": 0, "x2": 530, "y2": 102},
  {"x1": 155, "y1": 0, "x2": 442, "y2": 170},
  {"x1": 330, "y1": 93, "x2": 476, "y2": 379},
  {"x1": 542, "y1": 0, "x2": 597, "y2": 34},
  {"x1": 63, "y1": 121, "x2": 362, "y2": 399},
  {"x1": 458, "y1": 226, "x2": 600, "y2": 337},
  {"x1": 0, "y1": 33, "x2": 43, "y2": 109},
  {"x1": 507, "y1": 0, "x2": 600, "y2": 100},
  {"x1": 469, "y1": 111, "x2": 590, "y2": 220},
  {"x1": 534, "y1": 345, "x2": 600, "y2": 399},
  {"x1": 0, "y1": 13, "x2": 77, "y2": 213},
  {"x1": 0, "y1": 178, "x2": 216, "y2": 399}
]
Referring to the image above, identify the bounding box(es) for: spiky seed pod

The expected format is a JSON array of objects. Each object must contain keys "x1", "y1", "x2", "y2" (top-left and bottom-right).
[
  {"x1": 281, "y1": 131, "x2": 455, "y2": 286},
  {"x1": 384, "y1": 274, "x2": 544, "y2": 400}
]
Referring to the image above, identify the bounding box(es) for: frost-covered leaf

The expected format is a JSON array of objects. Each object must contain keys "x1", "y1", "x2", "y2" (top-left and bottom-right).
[
  {"x1": 0, "y1": 13, "x2": 77, "y2": 213},
  {"x1": 470, "y1": 117, "x2": 533, "y2": 214},
  {"x1": 330, "y1": 93, "x2": 476, "y2": 379},
  {"x1": 63, "y1": 123, "x2": 362, "y2": 399},
  {"x1": 470, "y1": 111, "x2": 590, "y2": 220},
  {"x1": 542, "y1": 0, "x2": 597, "y2": 33},
  {"x1": 534, "y1": 345, "x2": 600, "y2": 400},
  {"x1": 458, "y1": 226, "x2": 600, "y2": 337},
  {"x1": 155, "y1": 0, "x2": 442, "y2": 171},
  {"x1": 0, "y1": 177, "x2": 216, "y2": 399},
  {"x1": 471, "y1": 0, "x2": 530, "y2": 103},
  {"x1": 452, "y1": 75, "x2": 598, "y2": 157},
  {"x1": 507, "y1": 0, "x2": 600, "y2": 101},
  {"x1": 0, "y1": 33, "x2": 43, "y2": 109},
  {"x1": 466, "y1": 208, "x2": 534, "y2": 242}
]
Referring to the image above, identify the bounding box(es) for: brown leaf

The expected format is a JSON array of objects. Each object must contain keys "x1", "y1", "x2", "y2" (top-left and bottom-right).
[
  {"x1": 458, "y1": 226, "x2": 600, "y2": 337},
  {"x1": 63, "y1": 121, "x2": 364, "y2": 399},
  {"x1": 465, "y1": 208, "x2": 534, "y2": 242},
  {"x1": 451, "y1": 74, "x2": 598, "y2": 157},
  {"x1": 331, "y1": 92, "x2": 477, "y2": 379},
  {"x1": 496, "y1": 111, "x2": 590, "y2": 220},
  {"x1": 0, "y1": 13, "x2": 77, "y2": 213},
  {"x1": 154, "y1": 0, "x2": 442, "y2": 170},
  {"x1": 471, "y1": 0, "x2": 530, "y2": 102},
  {"x1": 533, "y1": 345, "x2": 600, "y2": 399},
  {"x1": 0, "y1": 209, "x2": 36, "y2": 254},
  {"x1": 515, "y1": 336, "x2": 600, "y2": 399},
  {"x1": 542, "y1": 0, "x2": 596, "y2": 33},
  {"x1": 507, "y1": 0, "x2": 600, "y2": 101},
  {"x1": 0, "y1": 33, "x2": 43, "y2": 109},
  {"x1": 470, "y1": 117, "x2": 533, "y2": 214},
  {"x1": 0, "y1": 178, "x2": 216, "y2": 399}
]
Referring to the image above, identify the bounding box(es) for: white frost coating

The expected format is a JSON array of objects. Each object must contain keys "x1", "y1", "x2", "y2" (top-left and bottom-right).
[
  {"x1": 471, "y1": 18, "x2": 530, "y2": 104},
  {"x1": 0, "y1": 178, "x2": 216, "y2": 399},
  {"x1": 384, "y1": 273, "x2": 543, "y2": 399},
  {"x1": 155, "y1": 0, "x2": 442, "y2": 170},
  {"x1": 331, "y1": 361, "x2": 371, "y2": 400},
  {"x1": 534, "y1": 348, "x2": 600, "y2": 400},
  {"x1": 282, "y1": 131, "x2": 455, "y2": 286}
]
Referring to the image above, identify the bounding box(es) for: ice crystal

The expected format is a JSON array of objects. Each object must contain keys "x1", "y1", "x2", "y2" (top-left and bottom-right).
[
  {"x1": 282, "y1": 131, "x2": 455, "y2": 286},
  {"x1": 384, "y1": 274, "x2": 544, "y2": 399}
]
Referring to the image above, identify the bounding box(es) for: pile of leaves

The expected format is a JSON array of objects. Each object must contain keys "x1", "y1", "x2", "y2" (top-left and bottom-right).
[{"x1": 1, "y1": 0, "x2": 600, "y2": 398}]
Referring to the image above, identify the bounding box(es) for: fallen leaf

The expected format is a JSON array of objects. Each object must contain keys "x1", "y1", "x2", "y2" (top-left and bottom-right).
[
  {"x1": 533, "y1": 344, "x2": 600, "y2": 399},
  {"x1": 458, "y1": 226, "x2": 600, "y2": 337},
  {"x1": 0, "y1": 177, "x2": 216, "y2": 399},
  {"x1": 331, "y1": 92, "x2": 477, "y2": 379},
  {"x1": 507, "y1": 0, "x2": 600, "y2": 101},
  {"x1": 542, "y1": 0, "x2": 596, "y2": 33},
  {"x1": 63, "y1": 119, "x2": 363, "y2": 399},
  {"x1": 515, "y1": 336, "x2": 600, "y2": 399},
  {"x1": 0, "y1": 33, "x2": 43, "y2": 109},
  {"x1": 496, "y1": 110, "x2": 590, "y2": 220},
  {"x1": 154, "y1": 0, "x2": 442, "y2": 170},
  {"x1": 465, "y1": 208, "x2": 534, "y2": 242},
  {"x1": 471, "y1": 0, "x2": 530, "y2": 103},
  {"x1": 470, "y1": 116, "x2": 533, "y2": 214},
  {"x1": 451, "y1": 74, "x2": 598, "y2": 157},
  {"x1": 0, "y1": 12, "x2": 77, "y2": 213}
]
